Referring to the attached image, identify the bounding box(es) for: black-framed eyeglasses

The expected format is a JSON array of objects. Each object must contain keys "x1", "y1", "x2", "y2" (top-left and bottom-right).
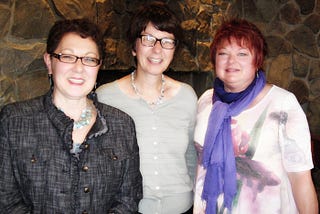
[
  {"x1": 50, "y1": 53, "x2": 101, "y2": 67},
  {"x1": 139, "y1": 34, "x2": 177, "y2": 50}
]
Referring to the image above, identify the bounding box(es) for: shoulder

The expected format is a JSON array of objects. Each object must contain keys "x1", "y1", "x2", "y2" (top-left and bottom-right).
[
  {"x1": 181, "y1": 82, "x2": 197, "y2": 98},
  {"x1": 175, "y1": 83, "x2": 197, "y2": 105},
  {"x1": 269, "y1": 84, "x2": 290, "y2": 95},
  {"x1": 0, "y1": 95, "x2": 45, "y2": 121},
  {"x1": 96, "y1": 75, "x2": 133, "y2": 104},
  {"x1": 96, "y1": 81, "x2": 118, "y2": 94},
  {"x1": 269, "y1": 85, "x2": 300, "y2": 105},
  {"x1": 199, "y1": 88, "x2": 213, "y2": 100},
  {"x1": 169, "y1": 81, "x2": 198, "y2": 114},
  {"x1": 96, "y1": 101, "x2": 134, "y2": 123},
  {"x1": 197, "y1": 89, "x2": 213, "y2": 113},
  {"x1": 165, "y1": 75, "x2": 197, "y2": 100},
  {"x1": 96, "y1": 80, "x2": 122, "y2": 105}
]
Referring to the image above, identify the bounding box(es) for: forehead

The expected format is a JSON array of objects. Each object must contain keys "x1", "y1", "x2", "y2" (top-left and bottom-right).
[
  {"x1": 218, "y1": 37, "x2": 254, "y2": 53},
  {"x1": 142, "y1": 22, "x2": 174, "y2": 38},
  {"x1": 57, "y1": 33, "x2": 98, "y2": 52}
]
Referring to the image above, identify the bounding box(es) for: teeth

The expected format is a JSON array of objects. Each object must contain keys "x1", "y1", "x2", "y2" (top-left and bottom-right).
[
  {"x1": 149, "y1": 58, "x2": 161, "y2": 63},
  {"x1": 69, "y1": 78, "x2": 84, "y2": 84}
]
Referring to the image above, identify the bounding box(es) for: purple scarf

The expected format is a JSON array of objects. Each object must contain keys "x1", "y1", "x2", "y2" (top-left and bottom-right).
[{"x1": 202, "y1": 70, "x2": 266, "y2": 213}]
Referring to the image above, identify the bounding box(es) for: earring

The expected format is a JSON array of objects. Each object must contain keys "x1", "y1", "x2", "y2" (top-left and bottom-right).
[
  {"x1": 89, "y1": 82, "x2": 97, "y2": 100},
  {"x1": 48, "y1": 74, "x2": 54, "y2": 88}
]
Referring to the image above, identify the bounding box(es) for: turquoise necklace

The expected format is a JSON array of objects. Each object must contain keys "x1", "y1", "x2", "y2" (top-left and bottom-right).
[{"x1": 73, "y1": 106, "x2": 92, "y2": 129}]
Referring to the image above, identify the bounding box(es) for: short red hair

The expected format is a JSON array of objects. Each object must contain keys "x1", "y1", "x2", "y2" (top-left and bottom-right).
[{"x1": 210, "y1": 19, "x2": 268, "y2": 69}]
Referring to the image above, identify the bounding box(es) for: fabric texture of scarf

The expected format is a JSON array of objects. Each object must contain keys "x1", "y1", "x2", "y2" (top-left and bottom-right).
[{"x1": 202, "y1": 70, "x2": 266, "y2": 214}]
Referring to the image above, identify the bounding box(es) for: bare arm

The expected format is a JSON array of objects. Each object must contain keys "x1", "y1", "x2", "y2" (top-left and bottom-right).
[{"x1": 288, "y1": 170, "x2": 318, "y2": 214}]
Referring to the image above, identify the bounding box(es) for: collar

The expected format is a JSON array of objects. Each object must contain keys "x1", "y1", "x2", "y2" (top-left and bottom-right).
[{"x1": 43, "y1": 90, "x2": 108, "y2": 150}]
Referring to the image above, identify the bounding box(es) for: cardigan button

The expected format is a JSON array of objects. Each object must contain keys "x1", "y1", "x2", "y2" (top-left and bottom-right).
[
  {"x1": 31, "y1": 155, "x2": 37, "y2": 163},
  {"x1": 82, "y1": 165, "x2": 89, "y2": 172},
  {"x1": 84, "y1": 187, "x2": 90, "y2": 193},
  {"x1": 82, "y1": 210, "x2": 88, "y2": 214}
]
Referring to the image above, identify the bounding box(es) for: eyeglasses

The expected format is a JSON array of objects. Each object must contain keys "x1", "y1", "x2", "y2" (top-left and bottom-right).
[
  {"x1": 139, "y1": 34, "x2": 177, "y2": 50},
  {"x1": 51, "y1": 53, "x2": 101, "y2": 67}
]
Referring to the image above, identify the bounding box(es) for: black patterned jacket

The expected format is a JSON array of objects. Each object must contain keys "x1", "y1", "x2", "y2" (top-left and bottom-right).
[{"x1": 0, "y1": 91, "x2": 142, "y2": 214}]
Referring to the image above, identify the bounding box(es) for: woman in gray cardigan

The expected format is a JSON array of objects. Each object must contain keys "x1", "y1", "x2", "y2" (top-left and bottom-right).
[{"x1": 97, "y1": 2, "x2": 197, "y2": 213}]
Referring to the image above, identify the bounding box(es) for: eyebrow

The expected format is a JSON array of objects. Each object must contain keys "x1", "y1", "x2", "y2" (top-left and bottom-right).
[{"x1": 141, "y1": 32, "x2": 175, "y2": 39}]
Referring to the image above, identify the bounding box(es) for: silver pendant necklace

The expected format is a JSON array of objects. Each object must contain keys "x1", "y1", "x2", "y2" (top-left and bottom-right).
[{"x1": 131, "y1": 71, "x2": 165, "y2": 106}]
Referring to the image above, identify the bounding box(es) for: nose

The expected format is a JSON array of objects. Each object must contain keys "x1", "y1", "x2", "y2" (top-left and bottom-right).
[
  {"x1": 152, "y1": 40, "x2": 162, "y2": 52},
  {"x1": 227, "y1": 54, "x2": 236, "y2": 63},
  {"x1": 74, "y1": 58, "x2": 85, "y2": 72}
]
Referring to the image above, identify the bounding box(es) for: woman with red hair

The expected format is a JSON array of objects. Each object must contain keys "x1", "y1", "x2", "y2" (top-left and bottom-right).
[{"x1": 193, "y1": 19, "x2": 318, "y2": 214}]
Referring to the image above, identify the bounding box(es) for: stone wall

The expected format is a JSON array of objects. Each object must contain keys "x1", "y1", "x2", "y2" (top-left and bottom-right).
[{"x1": 0, "y1": 0, "x2": 319, "y2": 134}]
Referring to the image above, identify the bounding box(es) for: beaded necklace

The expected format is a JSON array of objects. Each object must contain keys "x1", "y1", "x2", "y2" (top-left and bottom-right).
[
  {"x1": 55, "y1": 104, "x2": 92, "y2": 157},
  {"x1": 71, "y1": 105, "x2": 92, "y2": 157},
  {"x1": 73, "y1": 106, "x2": 92, "y2": 129},
  {"x1": 131, "y1": 71, "x2": 165, "y2": 106}
]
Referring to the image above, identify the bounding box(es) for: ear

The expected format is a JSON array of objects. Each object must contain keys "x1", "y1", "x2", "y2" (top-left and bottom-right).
[
  {"x1": 43, "y1": 53, "x2": 53, "y2": 74},
  {"x1": 131, "y1": 40, "x2": 138, "y2": 56},
  {"x1": 131, "y1": 49, "x2": 136, "y2": 56}
]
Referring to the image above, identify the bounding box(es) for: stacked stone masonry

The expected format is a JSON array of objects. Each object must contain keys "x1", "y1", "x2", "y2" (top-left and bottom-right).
[{"x1": 0, "y1": 0, "x2": 319, "y2": 134}]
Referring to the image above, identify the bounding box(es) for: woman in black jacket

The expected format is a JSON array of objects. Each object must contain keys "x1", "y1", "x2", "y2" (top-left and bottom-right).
[{"x1": 0, "y1": 18, "x2": 142, "y2": 214}]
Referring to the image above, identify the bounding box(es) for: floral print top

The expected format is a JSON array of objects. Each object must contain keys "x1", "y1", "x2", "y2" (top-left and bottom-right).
[{"x1": 193, "y1": 86, "x2": 314, "y2": 214}]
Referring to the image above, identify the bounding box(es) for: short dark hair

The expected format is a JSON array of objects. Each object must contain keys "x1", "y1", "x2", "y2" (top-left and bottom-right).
[
  {"x1": 127, "y1": 1, "x2": 182, "y2": 51},
  {"x1": 46, "y1": 18, "x2": 105, "y2": 60},
  {"x1": 210, "y1": 18, "x2": 268, "y2": 69}
]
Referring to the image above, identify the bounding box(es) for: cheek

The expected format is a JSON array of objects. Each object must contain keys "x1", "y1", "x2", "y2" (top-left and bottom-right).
[
  {"x1": 51, "y1": 64, "x2": 66, "y2": 78},
  {"x1": 87, "y1": 68, "x2": 99, "y2": 79},
  {"x1": 215, "y1": 56, "x2": 227, "y2": 64},
  {"x1": 133, "y1": 46, "x2": 145, "y2": 59},
  {"x1": 214, "y1": 60, "x2": 225, "y2": 70},
  {"x1": 165, "y1": 50, "x2": 175, "y2": 61},
  {"x1": 134, "y1": 40, "x2": 144, "y2": 54},
  {"x1": 242, "y1": 61, "x2": 256, "y2": 71}
]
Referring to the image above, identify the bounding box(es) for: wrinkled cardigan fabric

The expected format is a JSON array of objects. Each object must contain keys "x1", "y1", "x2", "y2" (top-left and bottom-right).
[{"x1": 0, "y1": 91, "x2": 142, "y2": 214}]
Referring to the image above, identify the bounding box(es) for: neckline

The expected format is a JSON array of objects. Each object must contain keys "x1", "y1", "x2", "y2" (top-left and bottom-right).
[
  {"x1": 114, "y1": 79, "x2": 184, "y2": 106},
  {"x1": 130, "y1": 71, "x2": 165, "y2": 106}
]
